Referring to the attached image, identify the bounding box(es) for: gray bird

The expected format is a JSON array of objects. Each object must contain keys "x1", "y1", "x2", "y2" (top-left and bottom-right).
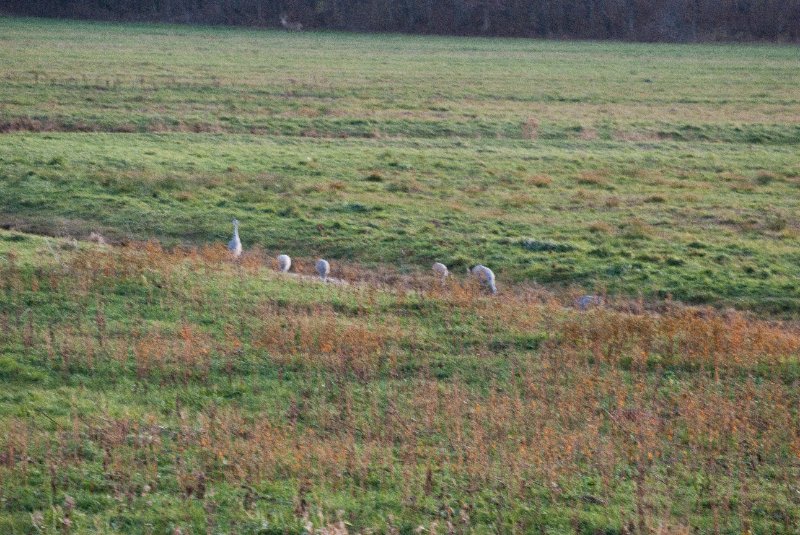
[
  {"x1": 277, "y1": 254, "x2": 292, "y2": 272},
  {"x1": 432, "y1": 262, "x2": 449, "y2": 282},
  {"x1": 469, "y1": 265, "x2": 497, "y2": 294},
  {"x1": 228, "y1": 219, "x2": 242, "y2": 258},
  {"x1": 316, "y1": 259, "x2": 330, "y2": 281},
  {"x1": 576, "y1": 295, "x2": 604, "y2": 310}
]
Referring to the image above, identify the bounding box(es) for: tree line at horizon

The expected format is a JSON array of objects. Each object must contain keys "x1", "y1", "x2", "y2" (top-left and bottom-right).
[{"x1": 4, "y1": 0, "x2": 799, "y2": 42}]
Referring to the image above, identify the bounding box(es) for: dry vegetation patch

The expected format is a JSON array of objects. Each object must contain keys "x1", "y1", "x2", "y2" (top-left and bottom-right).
[{"x1": 1, "y1": 239, "x2": 800, "y2": 530}]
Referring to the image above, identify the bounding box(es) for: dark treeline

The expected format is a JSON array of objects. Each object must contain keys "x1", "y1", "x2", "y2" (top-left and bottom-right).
[{"x1": 4, "y1": 0, "x2": 800, "y2": 42}]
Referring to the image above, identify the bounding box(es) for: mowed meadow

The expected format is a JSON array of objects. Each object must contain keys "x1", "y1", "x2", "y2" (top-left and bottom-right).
[{"x1": 1, "y1": 16, "x2": 800, "y2": 534}]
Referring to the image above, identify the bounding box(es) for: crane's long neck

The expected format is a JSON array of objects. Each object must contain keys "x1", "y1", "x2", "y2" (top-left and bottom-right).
[{"x1": 233, "y1": 222, "x2": 239, "y2": 239}]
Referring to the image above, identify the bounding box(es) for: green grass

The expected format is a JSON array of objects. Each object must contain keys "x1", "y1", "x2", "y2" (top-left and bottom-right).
[
  {"x1": 1, "y1": 231, "x2": 799, "y2": 534},
  {"x1": 0, "y1": 17, "x2": 799, "y2": 313},
  {"x1": 1, "y1": 17, "x2": 800, "y2": 534}
]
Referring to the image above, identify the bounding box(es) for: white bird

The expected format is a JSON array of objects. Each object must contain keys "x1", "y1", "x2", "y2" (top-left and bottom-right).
[
  {"x1": 469, "y1": 264, "x2": 497, "y2": 294},
  {"x1": 432, "y1": 262, "x2": 449, "y2": 282},
  {"x1": 576, "y1": 295, "x2": 604, "y2": 310},
  {"x1": 228, "y1": 219, "x2": 242, "y2": 258},
  {"x1": 316, "y1": 259, "x2": 330, "y2": 281},
  {"x1": 277, "y1": 254, "x2": 292, "y2": 273}
]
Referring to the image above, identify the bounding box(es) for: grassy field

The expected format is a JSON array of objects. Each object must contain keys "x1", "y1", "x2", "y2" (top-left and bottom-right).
[
  {"x1": 1, "y1": 232, "x2": 799, "y2": 534},
  {"x1": 1, "y1": 16, "x2": 800, "y2": 534},
  {"x1": 1, "y1": 17, "x2": 799, "y2": 313}
]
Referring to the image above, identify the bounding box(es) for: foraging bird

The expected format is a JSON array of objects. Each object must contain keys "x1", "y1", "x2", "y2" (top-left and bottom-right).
[
  {"x1": 432, "y1": 262, "x2": 449, "y2": 281},
  {"x1": 316, "y1": 259, "x2": 330, "y2": 281},
  {"x1": 469, "y1": 264, "x2": 497, "y2": 294},
  {"x1": 277, "y1": 254, "x2": 292, "y2": 273},
  {"x1": 228, "y1": 219, "x2": 242, "y2": 258},
  {"x1": 576, "y1": 295, "x2": 604, "y2": 310}
]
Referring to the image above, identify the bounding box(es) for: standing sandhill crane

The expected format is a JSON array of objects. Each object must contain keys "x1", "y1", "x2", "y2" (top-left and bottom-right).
[
  {"x1": 469, "y1": 264, "x2": 497, "y2": 294},
  {"x1": 432, "y1": 262, "x2": 449, "y2": 282},
  {"x1": 316, "y1": 259, "x2": 330, "y2": 282},
  {"x1": 228, "y1": 219, "x2": 242, "y2": 259},
  {"x1": 277, "y1": 254, "x2": 292, "y2": 273}
]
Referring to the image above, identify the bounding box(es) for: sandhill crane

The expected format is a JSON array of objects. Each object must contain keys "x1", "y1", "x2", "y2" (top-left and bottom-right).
[
  {"x1": 469, "y1": 264, "x2": 497, "y2": 294},
  {"x1": 432, "y1": 262, "x2": 449, "y2": 282},
  {"x1": 277, "y1": 254, "x2": 292, "y2": 273},
  {"x1": 316, "y1": 259, "x2": 330, "y2": 281},
  {"x1": 576, "y1": 295, "x2": 604, "y2": 310},
  {"x1": 228, "y1": 219, "x2": 242, "y2": 258}
]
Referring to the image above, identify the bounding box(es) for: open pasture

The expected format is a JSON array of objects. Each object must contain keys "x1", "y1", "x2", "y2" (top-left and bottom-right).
[
  {"x1": 1, "y1": 232, "x2": 799, "y2": 533},
  {"x1": 1, "y1": 18, "x2": 799, "y2": 313},
  {"x1": 1, "y1": 16, "x2": 800, "y2": 534}
]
